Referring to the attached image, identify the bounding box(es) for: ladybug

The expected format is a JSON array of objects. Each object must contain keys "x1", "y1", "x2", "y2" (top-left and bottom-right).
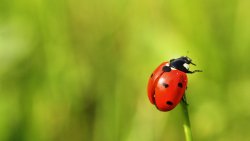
[{"x1": 147, "y1": 56, "x2": 202, "y2": 111}]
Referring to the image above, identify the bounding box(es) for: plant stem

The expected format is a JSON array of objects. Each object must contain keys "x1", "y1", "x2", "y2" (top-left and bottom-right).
[{"x1": 180, "y1": 98, "x2": 193, "y2": 141}]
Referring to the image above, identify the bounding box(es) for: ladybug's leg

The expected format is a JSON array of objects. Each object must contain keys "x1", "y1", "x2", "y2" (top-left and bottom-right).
[
  {"x1": 187, "y1": 70, "x2": 202, "y2": 74},
  {"x1": 182, "y1": 94, "x2": 189, "y2": 105}
]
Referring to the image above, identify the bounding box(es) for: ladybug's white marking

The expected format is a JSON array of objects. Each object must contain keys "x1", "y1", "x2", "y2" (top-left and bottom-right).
[
  {"x1": 187, "y1": 57, "x2": 191, "y2": 61},
  {"x1": 183, "y1": 63, "x2": 189, "y2": 70}
]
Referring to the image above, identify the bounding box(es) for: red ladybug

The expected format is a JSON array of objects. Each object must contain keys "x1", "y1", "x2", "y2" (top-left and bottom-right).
[{"x1": 147, "y1": 56, "x2": 201, "y2": 111}]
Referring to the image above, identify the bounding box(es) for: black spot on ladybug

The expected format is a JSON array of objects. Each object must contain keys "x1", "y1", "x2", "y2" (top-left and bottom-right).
[
  {"x1": 162, "y1": 83, "x2": 169, "y2": 88},
  {"x1": 166, "y1": 101, "x2": 173, "y2": 105},
  {"x1": 151, "y1": 73, "x2": 153, "y2": 78},
  {"x1": 162, "y1": 66, "x2": 171, "y2": 72},
  {"x1": 178, "y1": 82, "x2": 183, "y2": 88}
]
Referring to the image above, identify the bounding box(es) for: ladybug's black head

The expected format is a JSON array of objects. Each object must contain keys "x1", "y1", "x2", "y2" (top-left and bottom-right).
[{"x1": 170, "y1": 56, "x2": 202, "y2": 73}]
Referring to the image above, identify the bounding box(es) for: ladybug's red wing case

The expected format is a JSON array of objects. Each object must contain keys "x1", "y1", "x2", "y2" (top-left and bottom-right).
[
  {"x1": 154, "y1": 70, "x2": 187, "y2": 111},
  {"x1": 147, "y1": 62, "x2": 169, "y2": 104}
]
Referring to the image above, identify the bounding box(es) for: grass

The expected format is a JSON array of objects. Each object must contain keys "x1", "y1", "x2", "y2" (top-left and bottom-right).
[{"x1": 181, "y1": 96, "x2": 193, "y2": 141}]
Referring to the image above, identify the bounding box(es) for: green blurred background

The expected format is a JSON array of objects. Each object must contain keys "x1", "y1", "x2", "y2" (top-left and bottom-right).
[{"x1": 1, "y1": 0, "x2": 250, "y2": 141}]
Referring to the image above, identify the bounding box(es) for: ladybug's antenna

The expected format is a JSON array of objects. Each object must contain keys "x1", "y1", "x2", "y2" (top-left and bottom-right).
[{"x1": 190, "y1": 62, "x2": 196, "y2": 66}]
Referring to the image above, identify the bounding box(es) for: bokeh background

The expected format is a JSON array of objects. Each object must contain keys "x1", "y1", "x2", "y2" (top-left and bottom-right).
[{"x1": 1, "y1": 0, "x2": 250, "y2": 141}]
